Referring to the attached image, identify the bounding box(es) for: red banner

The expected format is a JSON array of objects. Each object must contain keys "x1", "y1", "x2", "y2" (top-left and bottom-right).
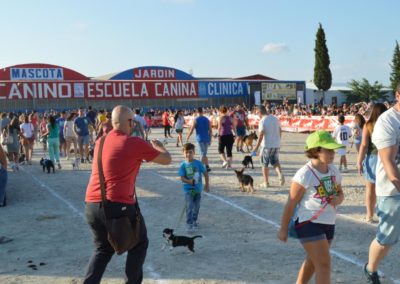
[{"x1": 0, "y1": 81, "x2": 199, "y2": 100}]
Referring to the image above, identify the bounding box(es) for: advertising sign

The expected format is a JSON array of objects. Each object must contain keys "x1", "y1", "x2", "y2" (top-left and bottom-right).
[
  {"x1": 198, "y1": 81, "x2": 249, "y2": 97},
  {"x1": 261, "y1": 82, "x2": 296, "y2": 100},
  {"x1": 110, "y1": 66, "x2": 195, "y2": 80}
]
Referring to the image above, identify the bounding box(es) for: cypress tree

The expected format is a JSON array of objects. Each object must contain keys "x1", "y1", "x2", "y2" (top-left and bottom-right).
[
  {"x1": 313, "y1": 23, "x2": 332, "y2": 103},
  {"x1": 390, "y1": 41, "x2": 400, "y2": 92}
]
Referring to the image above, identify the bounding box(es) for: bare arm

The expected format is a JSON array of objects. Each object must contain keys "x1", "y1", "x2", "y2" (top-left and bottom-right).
[
  {"x1": 357, "y1": 127, "x2": 370, "y2": 175},
  {"x1": 150, "y1": 139, "x2": 171, "y2": 165},
  {"x1": 203, "y1": 171, "x2": 210, "y2": 192},
  {"x1": 253, "y1": 131, "x2": 264, "y2": 152},
  {"x1": 278, "y1": 181, "x2": 305, "y2": 242},
  {"x1": 0, "y1": 144, "x2": 7, "y2": 169},
  {"x1": 186, "y1": 118, "x2": 196, "y2": 141},
  {"x1": 379, "y1": 145, "x2": 400, "y2": 192}
]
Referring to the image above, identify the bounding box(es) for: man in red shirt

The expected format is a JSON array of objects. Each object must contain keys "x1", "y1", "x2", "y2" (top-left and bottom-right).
[
  {"x1": 83, "y1": 105, "x2": 171, "y2": 284},
  {"x1": 162, "y1": 109, "x2": 173, "y2": 138}
]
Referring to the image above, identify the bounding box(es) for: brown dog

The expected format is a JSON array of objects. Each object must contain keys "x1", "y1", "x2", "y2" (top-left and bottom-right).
[
  {"x1": 243, "y1": 131, "x2": 258, "y2": 152},
  {"x1": 234, "y1": 168, "x2": 255, "y2": 193}
]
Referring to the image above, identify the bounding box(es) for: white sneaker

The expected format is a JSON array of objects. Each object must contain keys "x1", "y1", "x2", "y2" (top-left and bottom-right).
[
  {"x1": 260, "y1": 182, "x2": 270, "y2": 188},
  {"x1": 222, "y1": 161, "x2": 228, "y2": 168}
]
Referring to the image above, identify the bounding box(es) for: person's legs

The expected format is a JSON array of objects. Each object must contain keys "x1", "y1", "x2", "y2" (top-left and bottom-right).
[
  {"x1": 78, "y1": 136, "x2": 84, "y2": 161},
  {"x1": 53, "y1": 139, "x2": 60, "y2": 164},
  {"x1": 125, "y1": 210, "x2": 149, "y2": 284},
  {"x1": 47, "y1": 139, "x2": 55, "y2": 162},
  {"x1": 367, "y1": 196, "x2": 400, "y2": 274},
  {"x1": 226, "y1": 134, "x2": 234, "y2": 167},
  {"x1": 365, "y1": 182, "x2": 376, "y2": 221},
  {"x1": 192, "y1": 193, "x2": 201, "y2": 227},
  {"x1": 185, "y1": 192, "x2": 194, "y2": 231},
  {"x1": 83, "y1": 203, "x2": 115, "y2": 284},
  {"x1": 65, "y1": 139, "x2": 71, "y2": 159},
  {"x1": 298, "y1": 239, "x2": 331, "y2": 284},
  {"x1": 0, "y1": 168, "x2": 8, "y2": 206},
  {"x1": 367, "y1": 239, "x2": 391, "y2": 272},
  {"x1": 164, "y1": 126, "x2": 168, "y2": 138},
  {"x1": 262, "y1": 166, "x2": 269, "y2": 184}
]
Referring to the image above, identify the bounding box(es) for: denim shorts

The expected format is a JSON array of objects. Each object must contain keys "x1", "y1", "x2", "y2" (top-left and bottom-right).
[
  {"x1": 260, "y1": 148, "x2": 279, "y2": 167},
  {"x1": 376, "y1": 195, "x2": 400, "y2": 246},
  {"x1": 78, "y1": 135, "x2": 90, "y2": 146},
  {"x1": 236, "y1": 126, "x2": 246, "y2": 137},
  {"x1": 197, "y1": 142, "x2": 209, "y2": 157},
  {"x1": 363, "y1": 154, "x2": 377, "y2": 183},
  {"x1": 295, "y1": 220, "x2": 335, "y2": 244}
]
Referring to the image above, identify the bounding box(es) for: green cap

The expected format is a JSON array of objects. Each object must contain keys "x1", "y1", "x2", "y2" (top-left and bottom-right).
[{"x1": 305, "y1": 130, "x2": 344, "y2": 150}]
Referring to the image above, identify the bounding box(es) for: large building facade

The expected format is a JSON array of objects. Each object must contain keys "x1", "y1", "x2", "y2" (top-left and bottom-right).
[{"x1": 0, "y1": 63, "x2": 306, "y2": 111}]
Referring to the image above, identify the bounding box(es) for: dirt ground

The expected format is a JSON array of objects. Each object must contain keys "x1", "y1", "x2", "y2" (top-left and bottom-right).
[{"x1": 1, "y1": 128, "x2": 400, "y2": 284}]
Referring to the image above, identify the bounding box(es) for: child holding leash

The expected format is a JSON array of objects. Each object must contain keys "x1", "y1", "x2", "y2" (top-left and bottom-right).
[
  {"x1": 278, "y1": 130, "x2": 345, "y2": 284},
  {"x1": 178, "y1": 143, "x2": 210, "y2": 233}
]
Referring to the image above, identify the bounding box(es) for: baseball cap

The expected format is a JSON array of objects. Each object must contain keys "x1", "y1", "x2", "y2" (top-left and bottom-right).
[{"x1": 305, "y1": 130, "x2": 344, "y2": 150}]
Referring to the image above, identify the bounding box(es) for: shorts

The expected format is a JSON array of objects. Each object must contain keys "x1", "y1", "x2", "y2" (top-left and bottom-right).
[
  {"x1": 375, "y1": 195, "x2": 400, "y2": 246},
  {"x1": 59, "y1": 133, "x2": 66, "y2": 144},
  {"x1": 295, "y1": 220, "x2": 335, "y2": 244},
  {"x1": 175, "y1": 129, "x2": 183, "y2": 134},
  {"x1": 363, "y1": 154, "x2": 377, "y2": 183},
  {"x1": 260, "y1": 147, "x2": 279, "y2": 167},
  {"x1": 337, "y1": 148, "x2": 346, "y2": 156},
  {"x1": 78, "y1": 135, "x2": 90, "y2": 146},
  {"x1": 23, "y1": 136, "x2": 35, "y2": 146},
  {"x1": 236, "y1": 126, "x2": 246, "y2": 137},
  {"x1": 197, "y1": 142, "x2": 209, "y2": 158}
]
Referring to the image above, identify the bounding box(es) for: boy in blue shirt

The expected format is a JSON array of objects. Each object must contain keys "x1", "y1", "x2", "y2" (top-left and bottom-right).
[{"x1": 178, "y1": 143, "x2": 210, "y2": 233}]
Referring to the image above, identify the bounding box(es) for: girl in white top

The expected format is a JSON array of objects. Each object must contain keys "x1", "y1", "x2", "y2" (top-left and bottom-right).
[{"x1": 278, "y1": 130, "x2": 345, "y2": 284}]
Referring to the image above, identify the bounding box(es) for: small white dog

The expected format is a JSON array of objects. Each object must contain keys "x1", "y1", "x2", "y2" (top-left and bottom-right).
[{"x1": 72, "y1": 157, "x2": 80, "y2": 170}]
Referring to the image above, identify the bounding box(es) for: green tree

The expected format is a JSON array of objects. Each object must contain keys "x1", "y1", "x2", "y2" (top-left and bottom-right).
[
  {"x1": 390, "y1": 41, "x2": 400, "y2": 92},
  {"x1": 313, "y1": 23, "x2": 332, "y2": 103},
  {"x1": 346, "y1": 78, "x2": 387, "y2": 103}
]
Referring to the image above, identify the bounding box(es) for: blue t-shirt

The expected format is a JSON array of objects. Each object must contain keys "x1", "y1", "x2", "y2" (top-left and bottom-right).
[
  {"x1": 195, "y1": 116, "x2": 210, "y2": 143},
  {"x1": 178, "y1": 159, "x2": 206, "y2": 193},
  {"x1": 56, "y1": 117, "x2": 66, "y2": 135},
  {"x1": 74, "y1": 116, "x2": 89, "y2": 136}
]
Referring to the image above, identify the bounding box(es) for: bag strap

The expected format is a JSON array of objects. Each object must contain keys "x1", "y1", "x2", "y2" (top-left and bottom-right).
[
  {"x1": 97, "y1": 135, "x2": 108, "y2": 205},
  {"x1": 295, "y1": 165, "x2": 332, "y2": 228}
]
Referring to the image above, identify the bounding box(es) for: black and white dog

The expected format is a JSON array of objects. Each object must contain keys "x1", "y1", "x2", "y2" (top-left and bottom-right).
[
  {"x1": 40, "y1": 158, "x2": 55, "y2": 174},
  {"x1": 162, "y1": 228, "x2": 202, "y2": 253}
]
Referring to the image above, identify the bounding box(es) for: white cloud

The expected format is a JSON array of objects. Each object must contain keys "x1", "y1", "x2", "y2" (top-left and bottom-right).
[{"x1": 261, "y1": 43, "x2": 288, "y2": 54}]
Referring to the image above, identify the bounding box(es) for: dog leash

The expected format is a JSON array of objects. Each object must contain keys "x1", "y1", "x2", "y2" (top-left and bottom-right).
[{"x1": 174, "y1": 202, "x2": 187, "y2": 229}]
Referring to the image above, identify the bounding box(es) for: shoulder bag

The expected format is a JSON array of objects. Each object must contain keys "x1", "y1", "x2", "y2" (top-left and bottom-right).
[{"x1": 98, "y1": 135, "x2": 143, "y2": 255}]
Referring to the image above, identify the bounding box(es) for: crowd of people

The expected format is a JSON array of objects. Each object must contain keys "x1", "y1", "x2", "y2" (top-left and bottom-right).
[{"x1": 1, "y1": 88, "x2": 400, "y2": 283}]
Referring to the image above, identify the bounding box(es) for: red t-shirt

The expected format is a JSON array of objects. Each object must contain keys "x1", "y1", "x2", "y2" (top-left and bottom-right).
[
  {"x1": 85, "y1": 129, "x2": 160, "y2": 204},
  {"x1": 162, "y1": 112, "x2": 170, "y2": 126}
]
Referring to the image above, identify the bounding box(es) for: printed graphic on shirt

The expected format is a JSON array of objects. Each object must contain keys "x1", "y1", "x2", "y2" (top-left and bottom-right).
[{"x1": 313, "y1": 176, "x2": 337, "y2": 204}]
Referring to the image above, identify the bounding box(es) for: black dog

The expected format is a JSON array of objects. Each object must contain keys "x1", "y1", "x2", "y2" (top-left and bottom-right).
[
  {"x1": 234, "y1": 168, "x2": 254, "y2": 193},
  {"x1": 241, "y1": 155, "x2": 254, "y2": 169},
  {"x1": 40, "y1": 158, "x2": 55, "y2": 174},
  {"x1": 18, "y1": 153, "x2": 26, "y2": 164},
  {"x1": 162, "y1": 228, "x2": 202, "y2": 253}
]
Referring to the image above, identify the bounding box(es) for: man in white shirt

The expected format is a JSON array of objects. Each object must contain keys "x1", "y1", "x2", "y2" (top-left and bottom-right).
[
  {"x1": 332, "y1": 115, "x2": 352, "y2": 172},
  {"x1": 364, "y1": 84, "x2": 400, "y2": 284},
  {"x1": 253, "y1": 105, "x2": 285, "y2": 188}
]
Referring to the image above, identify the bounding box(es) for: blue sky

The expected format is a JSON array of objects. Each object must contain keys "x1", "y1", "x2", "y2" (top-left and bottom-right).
[{"x1": 0, "y1": 0, "x2": 398, "y2": 85}]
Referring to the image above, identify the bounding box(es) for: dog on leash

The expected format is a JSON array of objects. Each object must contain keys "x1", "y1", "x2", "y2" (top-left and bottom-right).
[
  {"x1": 162, "y1": 228, "x2": 202, "y2": 253},
  {"x1": 241, "y1": 155, "x2": 254, "y2": 169},
  {"x1": 234, "y1": 168, "x2": 254, "y2": 193},
  {"x1": 243, "y1": 131, "x2": 258, "y2": 152},
  {"x1": 71, "y1": 157, "x2": 80, "y2": 170},
  {"x1": 40, "y1": 158, "x2": 55, "y2": 174}
]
